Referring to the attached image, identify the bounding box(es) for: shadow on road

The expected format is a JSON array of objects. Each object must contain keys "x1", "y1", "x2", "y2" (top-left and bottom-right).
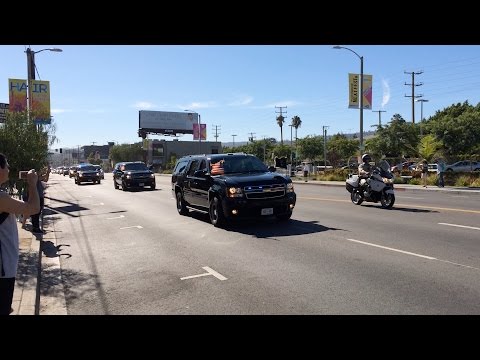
[
  {"x1": 188, "y1": 211, "x2": 341, "y2": 238},
  {"x1": 360, "y1": 204, "x2": 437, "y2": 213}
]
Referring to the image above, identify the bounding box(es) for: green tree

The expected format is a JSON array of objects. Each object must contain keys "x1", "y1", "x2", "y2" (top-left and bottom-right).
[
  {"x1": 327, "y1": 133, "x2": 359, "y2": 166},
  {"x1": 297, "y1": 135, "x2": 323, "y2": 162},
  {"x1": 0, "y1": 111, "x2": 56, "y2": 193},
  {"x1": 109, "y1": 143, "x2": 143, "y2": 164},
  {"x1": 417, "y1": 134, "x2": 442, "y2": 162},
  {"x1": 424, "y1": 101, "x2": 480, "y2": 161},
  {"x1": 276, "y1": 115, "x2": 285, "y2": 145}
]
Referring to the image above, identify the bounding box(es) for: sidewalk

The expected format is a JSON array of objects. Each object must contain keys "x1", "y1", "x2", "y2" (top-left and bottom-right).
[{"x1": 11, "y1": 196, "x2": 66, "y2": 315}]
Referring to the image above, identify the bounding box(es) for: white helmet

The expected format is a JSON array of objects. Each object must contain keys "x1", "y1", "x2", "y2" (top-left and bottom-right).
[{"x1": 362, "y1": 154, "x2": 371, "y2": 163}]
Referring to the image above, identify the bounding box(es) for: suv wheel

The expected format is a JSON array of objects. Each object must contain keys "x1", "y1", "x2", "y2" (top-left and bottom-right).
[
  {"x1": 176, "y1": 190, "x2": 189, "y2": 215},
  {"x1": 209, "y1": 197, "x2": 225, "y2": 227},
  {"x1": 114, "y1": 180, "x2": 119, "y2": 189},
  {"x1": 122, "y1": 181, "x2": 128, "y2": 191}
]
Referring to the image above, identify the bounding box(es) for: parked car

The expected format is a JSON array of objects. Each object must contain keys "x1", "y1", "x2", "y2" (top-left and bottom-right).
[
  {"x1": 113, "y1": 161, "x2": 155, "y2": 191},
  {"x1": 171, "y1": 152, "x2": 296, "y2": 227},
  {"x1": 445, "y1": 161, "x2": 480, "y2": 172}
]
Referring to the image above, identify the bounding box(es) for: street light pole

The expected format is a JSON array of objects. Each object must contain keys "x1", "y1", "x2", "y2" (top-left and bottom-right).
[
  {"x1": 416, "y1": 99, "x2": 429, "y2": 136},
  {"x1": 288, "y1": 124, "x2": 293, "y2": 166},
  {"x1": 333, "y1": 46, "x2": 364, "y2": 157},
  {"x1": 232, "y1": 134, "x2": 237, "y2": 148},
  {"x1": 25, "y1": 47, "x2": 62, "y2": 121}
]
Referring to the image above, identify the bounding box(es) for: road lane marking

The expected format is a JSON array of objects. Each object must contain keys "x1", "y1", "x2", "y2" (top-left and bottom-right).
[
  {"x1": 181, "y1": 266, "x2": 227, "y2": 281},
  {"x1": 119, "y1": 225, "x2": 143, "y2": 229},
  {"x1": 107, "y1": 215, "x2": 125, "y2": 220},
  {"x1": 346, "y1": 238, "x2": 436, "y2": 260},
  {"x1": 346, "y1": 238, "x2": 480, "y2": 271},
  {"x1": 438, "y1": 223, "x2": 480, "y2": 231},
  {"x1": 299, "y1": 196, "x2": 480, "y2": 214},
  {"x1": 203, "y1": 266, "x2": 228, "y2": 280},
  {"x1": 91, "y1": 202, "x2": 104, "y2": 206}
]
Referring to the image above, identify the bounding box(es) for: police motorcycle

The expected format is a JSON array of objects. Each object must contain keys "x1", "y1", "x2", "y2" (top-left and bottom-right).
[{"x1": 345, "y1": 160, "x2": 395, "y2": 209}]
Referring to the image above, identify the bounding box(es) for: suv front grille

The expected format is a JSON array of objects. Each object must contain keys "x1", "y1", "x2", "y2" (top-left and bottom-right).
[{"x1": 243, "y1": 184, "x2": 285, "y2": 199}]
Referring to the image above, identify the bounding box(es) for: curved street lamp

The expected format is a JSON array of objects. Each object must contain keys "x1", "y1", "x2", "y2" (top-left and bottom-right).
[
  {"x1": 25, "y1": 47, "x2": 63, "y2": 113},
  {"x1": 333, "y1": 45, "x2": 364, "y2": 154}
]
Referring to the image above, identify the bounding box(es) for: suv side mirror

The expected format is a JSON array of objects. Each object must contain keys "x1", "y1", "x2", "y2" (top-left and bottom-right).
[{"x1": 268, "y1": 166, "x2": 276, "y2": 172}]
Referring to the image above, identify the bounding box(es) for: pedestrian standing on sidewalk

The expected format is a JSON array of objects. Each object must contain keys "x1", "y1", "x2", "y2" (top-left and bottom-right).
[
  {"x1": 436, "y1": 159, "x2": 445, "y2": 187},
  {"x1": 421, "y1": 159, "x2": 428, "y2": 188},
  {"x1": 30, "y1": 169, "x2": 48, "y2": 234},
  {"x1": 0, "y1": 153, "x2": 40, "y2": 315},
  {"x1": 303, "y1": 163, "x2": 309, "y2": 182}
]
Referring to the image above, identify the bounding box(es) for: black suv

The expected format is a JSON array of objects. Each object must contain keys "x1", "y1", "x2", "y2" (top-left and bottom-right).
[
  {"x1": 113, "y1": 161, "x2": 156, "y2": 191},
  {"x1": 74, "y1": 163, "x2": 101, "y2": 185},
  {"x1": 171, "y1": 153, "x2": 296, "y2": 227}
]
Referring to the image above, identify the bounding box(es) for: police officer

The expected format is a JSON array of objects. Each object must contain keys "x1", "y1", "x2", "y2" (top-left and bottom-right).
[{"x1": 358, "y1": 154, "x2": 372, "y2": 177}]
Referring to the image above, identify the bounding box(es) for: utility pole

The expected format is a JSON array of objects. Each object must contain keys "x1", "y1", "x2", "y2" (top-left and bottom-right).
[
  {"x1": 231, "y1": 134, "x2": 237, "y2": 148},
  {"x1": 262, "y1": 136, "x2": 267, "y2": 163},
  {"x1": 275, "y1": 106, "x2": 287, "y2": 145},
  {"x1": 404, "y1": 71, "x2": 423, "y2": 124},
  {"x1": 322, "y1": 126, "x2": 329, "y2": 172},
  {"x1": 247, "y1": 132, "x2": 256, "y2": 142},
  {"x1": 288, "y1": 125, "x2": 293, "y2": 166},
  {"x1": 212, "y1": 125, "x2": 221, "y2": 142},
  {"x1": 372, "y1": 110, "x2": 386, "y2": 128}
]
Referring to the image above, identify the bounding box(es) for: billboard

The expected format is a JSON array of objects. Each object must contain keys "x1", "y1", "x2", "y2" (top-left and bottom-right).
[
  {"x1": 30, "y1": 80, "x2": 51, "y2": 124},
  {"x1": 139, "y1": 110, "x2": 198, "y2": 135},
  {"x1": 348, "y1": 73, "x2": 359, "y2": 108},
  {"x1": 8, "y1": 78, "x2": 28, "y2": 112},
  {"x1": 348, "y1": 73, "x2": 372, "y2": 109},
  {"x1": 362, "y1": 74, "x2": 372, "y2": 109},
  {"x1": 193, "y1": 123, "x2": 207, "y2": 140}
]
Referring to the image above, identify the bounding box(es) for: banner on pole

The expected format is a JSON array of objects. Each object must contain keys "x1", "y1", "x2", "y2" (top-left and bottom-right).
[
  {"x1": 348, "y1": 73, "x2": 359, "y2": 108},
  {"x1": 8, "y1": 79, "x2": 27, "y2": 112}
]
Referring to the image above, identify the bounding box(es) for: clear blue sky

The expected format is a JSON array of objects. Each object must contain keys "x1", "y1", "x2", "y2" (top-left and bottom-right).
[{"x1": 1, "y1": 45, "x2": 480, "y2": 149}]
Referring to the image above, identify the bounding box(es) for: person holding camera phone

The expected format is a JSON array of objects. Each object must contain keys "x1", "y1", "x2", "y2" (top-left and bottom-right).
[{"x1": 0, "y1": 153, "x2": 40, "y2": 315}]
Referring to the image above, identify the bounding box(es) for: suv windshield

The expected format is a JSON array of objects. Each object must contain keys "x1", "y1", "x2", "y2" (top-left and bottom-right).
[
  {"x1": 210, "y1": 156, "x2": 267, "y2": 175},
  {"x1": 124, "y1": 163, "x2": 149, "y2": 171},
  {"x1": 79, "y1": 165, "x2": 97, "y2": 171}
]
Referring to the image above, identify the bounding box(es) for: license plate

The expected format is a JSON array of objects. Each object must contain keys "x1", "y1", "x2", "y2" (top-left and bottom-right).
[
  {"x1": 139, "y1": 183, "x2": 144, "y2": 187},
  {"x1": 261, "y1": 208, "x2": 273, "y2": 215}
]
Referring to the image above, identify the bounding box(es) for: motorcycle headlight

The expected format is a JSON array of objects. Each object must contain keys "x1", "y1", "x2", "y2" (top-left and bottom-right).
[{"x1": 383, "y1": 177, "x2": 394, "y2": 184}]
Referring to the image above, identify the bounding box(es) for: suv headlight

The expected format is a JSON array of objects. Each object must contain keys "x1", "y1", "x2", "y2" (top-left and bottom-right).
[
  {"x1": 227, "y1": 187, "x2": 243, "y2": 198},
  {"x1": 286, "y1": 183, "x2": 294, "y2": 193}
]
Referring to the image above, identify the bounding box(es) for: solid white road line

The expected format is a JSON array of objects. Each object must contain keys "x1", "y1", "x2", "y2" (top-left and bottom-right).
[
  {"x1": 181, "y1": 266, "x2": 228, "y2": 281},
  {"x1": 119, "y1": 225, "x2": 143, "y2": 229},
  {"x1": 346, "y1": 238, "x2": 436, "y2": 260},
  {"x1": 438, "y1": 223, "x2": 480, "y2": 231}
]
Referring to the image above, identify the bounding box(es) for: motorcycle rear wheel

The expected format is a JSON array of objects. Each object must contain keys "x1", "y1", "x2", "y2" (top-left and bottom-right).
[
  {"x1": 380, "y1": 193, "x2": 395, "y2": 209},
  {"x1": 351, "y1": 190, "x2": 363, "y2": 205}
]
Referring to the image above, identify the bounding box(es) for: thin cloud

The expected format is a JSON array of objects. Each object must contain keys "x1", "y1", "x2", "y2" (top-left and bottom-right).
[
  {"x1": 228, "y1": 95, "x2": 253, "y2": 106},
  {"x1": 180, "y1": 101, "x2": 218, "y2": 110},
  {"x1": 132, "y1": 101, "x2": 156, "y2": 109},
  {"x1": 381, "y1": 79, "x2": 390, "y2": 108}
]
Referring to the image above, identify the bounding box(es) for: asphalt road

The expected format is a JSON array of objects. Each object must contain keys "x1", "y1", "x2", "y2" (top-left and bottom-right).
[{"x1": 40, "y1": 173, "x2": 480, "y2": 314}]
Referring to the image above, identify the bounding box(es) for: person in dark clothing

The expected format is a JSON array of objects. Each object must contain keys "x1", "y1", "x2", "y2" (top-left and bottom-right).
[{"x1": 30, "y1": 178, "x2": 44, "y2": 234}]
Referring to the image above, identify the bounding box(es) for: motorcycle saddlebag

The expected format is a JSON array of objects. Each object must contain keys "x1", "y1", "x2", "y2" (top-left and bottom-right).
[{"x1": 345, "y1": 174, "x2": 359, "y2": 193}]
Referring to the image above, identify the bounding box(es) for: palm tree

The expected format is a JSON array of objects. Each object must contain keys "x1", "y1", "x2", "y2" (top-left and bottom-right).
[
  {"x1": 277, "y1": 115, "x2": 285, "y2": 145},
  {"x1": 291, "y1": 115, "x2": 302, "y2": 162}
]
